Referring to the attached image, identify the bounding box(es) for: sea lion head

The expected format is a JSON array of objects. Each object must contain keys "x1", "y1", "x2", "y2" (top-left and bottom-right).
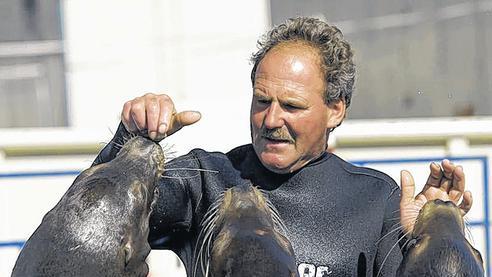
[
  {"x1": 13, "y1": 136, "x2": 165, "y2": 277},
  {"x1": 69, "y1": 136, "x2": 165, "y2": 276},
  {"x1": 194, "y1": 184, "x2": 298, "y2": 277},
  {"x1": 397, "y1": 199, "x2": 484, "y2": 277}
]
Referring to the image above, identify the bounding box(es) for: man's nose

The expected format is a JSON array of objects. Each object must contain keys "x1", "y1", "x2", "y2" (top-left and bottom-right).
[{"x1": 263, "y1": 102, "x2": 285, "y2": 129}]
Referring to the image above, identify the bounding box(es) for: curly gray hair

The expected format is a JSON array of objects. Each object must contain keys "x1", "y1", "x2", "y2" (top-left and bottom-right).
[{"x1": 250, "y1": 17, "x2": 356, "y2": 108}]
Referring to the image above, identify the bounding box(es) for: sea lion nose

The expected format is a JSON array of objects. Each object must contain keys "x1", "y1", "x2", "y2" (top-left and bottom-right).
[
  {"x1": 444, "y1": 200, "x2": 455, "y2": 207},
  {"x1": 236, "y1": 199, "x2": 256, "y2": 209},
  {"x1": 433, "y1": 199, "x2": 455, "y2": 207},
  {"x1": 132, "y1": 137, "x2": 162, "y2": 156},
  {"x1": 138, "y1": 137, "x2": 157, "y2": 149},
  {"x1": 434, "y1": 199, "x2": 446, "y2": 205}
]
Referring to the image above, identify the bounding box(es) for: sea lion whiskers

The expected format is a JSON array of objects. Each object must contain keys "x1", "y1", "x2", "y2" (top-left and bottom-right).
[
  {"x1": 204, "y1": 225, "x2": 215, "y2": 276},
  {"x1": 164, "y1": 151, "x2": 232, "y2": 168},
  {"x1": 384, "y1": 215, "x2": 402, "y2": 222},
  {"x1": 197, "y1": 222, "x2": 216, "y2": 277},
  {"x1": 385, "y1": 205, "x2": 422, "y2": 247},
  {"x1": 100, "y1": 132, "x2": 137, "y2": 151},
  {"x1": 106, "y1": 140, "x2": 125, "y2": 150},
  {"x1": 113, "y1": 132, "x2": 139, "y2": 150},
  {"x1": 103, "y1": 129, "x2": 163, "y2": 153},
  {"x1": 193, "y1": 192, "x2": 225, "y2": 277},
  {"x1": 160, "y1": 153, "x2": 220, "y2": 182},
  {"x1": 375, "y1": 224, "x2": 405, "y2": 245},
  {"x1": 110, "y1": 131, "x2": 176, "y2": 164},
  {"x1": 164, "y1": 168, "x2": 219, "y2": 174},
  {"x1": 196, "y1": 221, "x2": 216, "y2": 276},
  {"x1": 257, "y1": 188, "x2": 288, "y2": 232},
  {"x1": 377, "y1": 212, "x2": 410, "y2": 244},
  {"x1": 463, "y1": 216, "x2": 475, "y2": 245},
  {"x1": 265, "y1": 197, "x2": 289, "y2": 235},
  {"x1": 160, "y1": 156, "x2": 201, "y2": 171},
  {"x1": 161, "y1": 175, "x2": 200, "y2": 181},
  {"x1": 122, "y1": 131, "x2": 138, "y2": 141},
  {"x1": 160, "y1": 168, "x2": 219, "y2": 182},
  {"x1": 158, "y1": 151, "x2": 240, "y2": 186},
  {"x1": 376, "y1": 229, "x2": 412, "y2": 277},
  {"x1": 161, "y1": 143, "x2": 178, "y2": 161}
]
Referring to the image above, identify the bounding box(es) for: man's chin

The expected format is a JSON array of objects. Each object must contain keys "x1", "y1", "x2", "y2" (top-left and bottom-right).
[{"x1": 259, "y1": 152, "x2": 295, "y2": 174}]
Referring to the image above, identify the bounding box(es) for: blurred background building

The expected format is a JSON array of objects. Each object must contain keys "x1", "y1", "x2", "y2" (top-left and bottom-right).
[
  {"x1": 271, "y1": 0, "x2": 492, "y2": 119},
  {"x1": 0, "y1": 0, "x2": 66, "y2": 128},
  {"x1": 0, "y1": 0, "x2": 491, "y2": 276}
]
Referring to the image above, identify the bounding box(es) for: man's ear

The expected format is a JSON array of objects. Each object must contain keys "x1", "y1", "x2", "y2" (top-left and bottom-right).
[{"x1": 326, "y1": 99, "x2": 346, "y2": 129}]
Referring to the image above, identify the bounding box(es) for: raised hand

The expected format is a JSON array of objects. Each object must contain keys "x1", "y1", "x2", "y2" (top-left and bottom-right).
[
  {"x1": 121, "y1": 93, "x2": 201, "y2": 141},
  {"x1": 399, "y1": 159, "x2": 473, "y2": 234}
]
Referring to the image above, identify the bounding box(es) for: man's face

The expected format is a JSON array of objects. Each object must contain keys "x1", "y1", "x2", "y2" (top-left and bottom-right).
[{"x1": 250, "y1": 43, "x2": 344, "y2": 174}]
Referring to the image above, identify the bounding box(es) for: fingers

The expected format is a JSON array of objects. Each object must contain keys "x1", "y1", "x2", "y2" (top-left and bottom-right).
[
  {"x1": 121, "y1": 96, "x2": 148, "y2": 133},
  {"x1": 145, "y1": 97, "x2": 161, "y2": 140},
  {"x1": 400, "y1": 170, "x2": 416, "y2": 207},
  {"x1": 154, "y1": 95, "x2": 175, "y2": 140},
  {"x1": 120, "y1": 93, "x2": 201, "y2": 141},
  {"x1": 449, "y1": 165, "x2": 465, "y2": 203},
  {"x1": 424, "y1": 160, "x2": 458, "y2": 194},
  {"x1": 400, "y1": 170, "x2": 416, "y2": 234},
  {"x1": 440, "y1": 159, "x2": 455, "y2": 192},
  {"x1": 436, "y1": 160, "x2": 465, "y2": 204},
  {"x1": 459, "y1": 191, "x2": 473, "y2": 216},
  {"x1": 129, "y1": 100, "x2": 147, "y2": 133},
  {"x1": 121, "y1": 101, "x2": 136, "y2": 132},
  {"x1": 400, "y1": 170, "x2": 430, "y2": 234},
  {"x1": 441, "y1": 159, "x2": 454, "y2": 179},
  {"x1": 424, "y1": 162, "x2": 443, "y2": 189},
  {"x1": 403, "y1": 161, "x2": 471, "y2": 220},
  {"x1": 415, "y1": 193, "x2": 428, "y2": 205},
  {"x1": 166, "y1": 111, "x2": 202, "y2": 136}
]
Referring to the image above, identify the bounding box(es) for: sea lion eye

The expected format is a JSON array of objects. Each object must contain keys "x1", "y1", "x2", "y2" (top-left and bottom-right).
[{"x1": 405, "y1": 238, "x2": 418, "y2": 252}]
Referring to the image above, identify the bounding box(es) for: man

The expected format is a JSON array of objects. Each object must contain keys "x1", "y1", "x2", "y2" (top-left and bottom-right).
[{"x1": 94, "y1": 17, "x2": 472, "y2": 276}]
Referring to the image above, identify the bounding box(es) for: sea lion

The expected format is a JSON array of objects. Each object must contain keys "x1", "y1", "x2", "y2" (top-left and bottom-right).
[
  {"x1": 194, "y1": 184, "x2": 298, "y2": 277},
  {"x1": 397, "y1": 199, "x2": 484, "y2": 277},
  {"x1": 12, "y1": 136, "x2": 165, "y2": 277}
]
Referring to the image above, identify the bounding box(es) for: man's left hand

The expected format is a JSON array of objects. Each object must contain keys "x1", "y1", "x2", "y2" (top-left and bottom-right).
[{"x1": 399, "y1": 159, "x2": 473, "y2": 235}]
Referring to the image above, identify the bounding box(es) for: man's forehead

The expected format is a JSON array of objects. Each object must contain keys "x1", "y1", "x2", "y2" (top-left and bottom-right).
[
  {"x1": 253, "y1": 76, "x2": 310, "y2": 95},
  {"x1": 256, "y1": 44, "x2": 323, "y2": 78}
]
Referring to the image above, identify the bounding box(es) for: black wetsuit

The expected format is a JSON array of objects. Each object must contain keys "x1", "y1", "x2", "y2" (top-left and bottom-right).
[{"x1": 94, "y1": 124, "x2": 403, "y2": 276}]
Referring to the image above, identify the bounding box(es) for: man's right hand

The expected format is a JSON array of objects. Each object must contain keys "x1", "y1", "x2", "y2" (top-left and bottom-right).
[{"x1": 121, "y1": 93, "x2": 201, "y2": 141}]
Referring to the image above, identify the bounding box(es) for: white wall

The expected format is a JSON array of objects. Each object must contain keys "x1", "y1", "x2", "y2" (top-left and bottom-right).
[{"x1": 63, "y1": 0, "x2": 270, "y2": 155}]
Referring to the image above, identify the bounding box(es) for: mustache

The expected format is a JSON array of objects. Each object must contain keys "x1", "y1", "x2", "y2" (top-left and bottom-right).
[{"x1": 261, "y1": 128, "x2": 295, "y2": 143}]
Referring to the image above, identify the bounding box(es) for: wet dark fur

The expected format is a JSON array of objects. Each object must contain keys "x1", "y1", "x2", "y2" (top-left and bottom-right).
[
  {"x1": 12, "y1": 136, "x2": 165, "y2": 277},
  {"x1": 194, "y1": 184, "x2": 298, "y2": 277},
  {"x1": 397, "y1": 199, "x2": 484, "y2": 277}
]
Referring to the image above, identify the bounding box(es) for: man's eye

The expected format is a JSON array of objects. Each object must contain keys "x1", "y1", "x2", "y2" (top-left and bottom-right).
[
  {"x1": 284, "y1": 103, "x2": 303, "y2": 110},
  {"x1": 257, "y1": 98, "x2": 270, "y2": 104}
]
